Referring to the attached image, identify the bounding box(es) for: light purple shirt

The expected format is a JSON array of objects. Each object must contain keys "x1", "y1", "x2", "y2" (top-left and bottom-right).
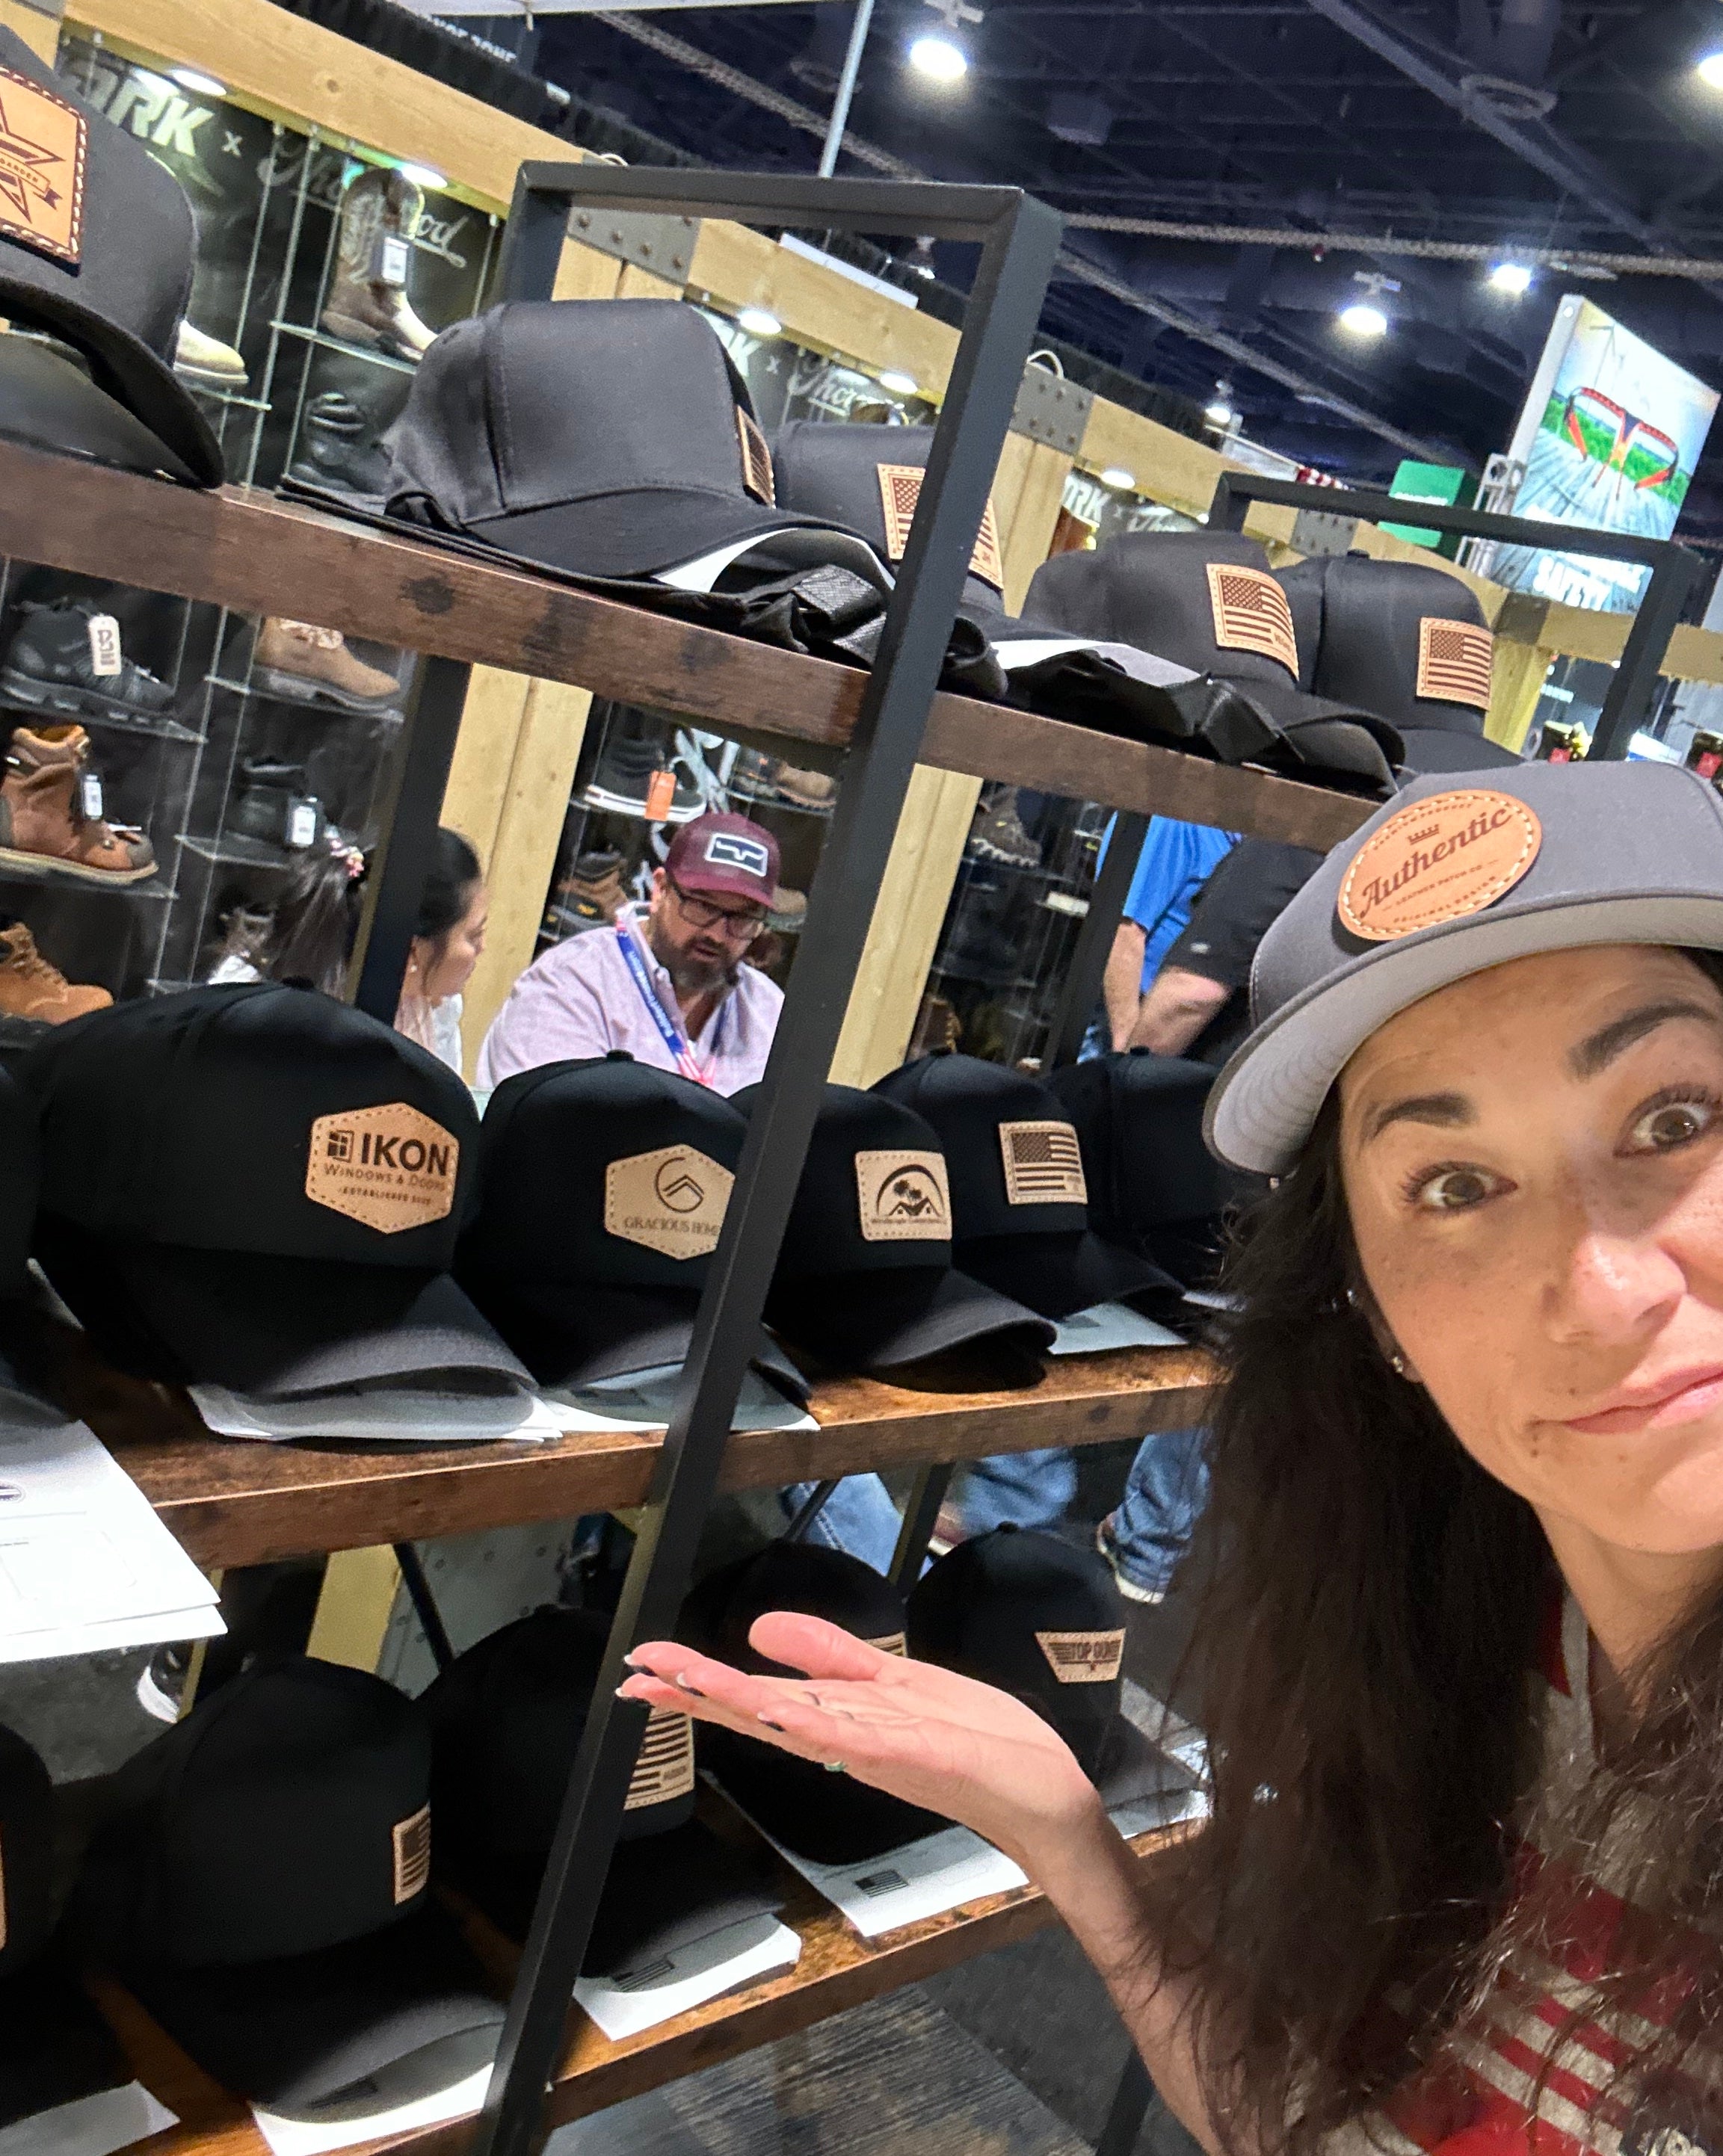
[{"x1": 475, "y1": 906, "x2": 783, "y2": 1096}]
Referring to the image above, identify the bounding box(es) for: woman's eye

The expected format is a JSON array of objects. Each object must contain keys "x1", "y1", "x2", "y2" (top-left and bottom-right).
[
  {"x1": 1626, "y1": 1096, "x2": 1719, "y2": 1155},
  {"x1": 1408, "y1": 1166, "x2": 1499, "y2": 1213}
]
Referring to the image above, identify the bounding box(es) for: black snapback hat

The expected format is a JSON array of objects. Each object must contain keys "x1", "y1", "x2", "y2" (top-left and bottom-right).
[
  {"x1": 0, "y1": 27, "x2": 220, "y2": 485},
  {"x1": 679, "y1": 1543, "x2": 949, "y2": 1862},
  {"x1": 872, "y1": 1053, "x2": 1180, "y2": 1321},
  {"x1": 75, "y1": 1658, "x2": 503, "y2": 2115},
  {"x1": 24, "y1": 983, "x2": 527, "y2": 1399},
  {"x1": 731, "y1": 1080, "x2": 1055, "y2": 1373},
  {"x1": 424, "y1": 1606, "x2": 780, "y2": 1977},
  {"x1": 457, "y1": 1054, "x2": 804, "y2": 1397},
  {"x1": 908, "y1": 1527, "x2": 1183, "y2": 1807}
]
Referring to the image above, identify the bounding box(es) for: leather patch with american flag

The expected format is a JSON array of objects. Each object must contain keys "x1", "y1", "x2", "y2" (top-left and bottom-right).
[
  {"x1": 999, "y1": 1120, "x2": 1087, "y2": 1205},
  {"x1": 876, "y1": 464, "x2": 1005, "y2": 590},
  {"x1": 1205, "y1": 562, "x2": 1299, "y2": 678},
  {"x1": 1416, "y1": 616, "x2": 1494, "y2": 711},
  {"x1": 625, "y1": 1708, "x2": 696, "y2": 1811},
  {"x1": 1035, "y1": 1630, "x2": 1125, "y2": 1684},
  {"x1": 736, "y1": 408, "x2": 776, "y2": 504}
]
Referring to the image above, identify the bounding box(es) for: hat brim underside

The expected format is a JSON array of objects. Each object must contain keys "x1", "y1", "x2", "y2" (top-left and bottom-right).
[
  {"x1": 1396, "y1": 723, "x2": 1522, "y2": 776},
  {"x1": 0, "y1": 333, "x2": 207, "y2": 485},
  {"x1": 954, "y1": 1230, "x2": 1182, "y2": 1323},
  {"x1": 120, "y1": 1906, "x2": 503, "y2": 2113},
  {"x1": 458, "y1": 487, "x2": 872, "y2": 584},
  {"x1": 704, "y1": 1727, "x2": 949, "y2": 1865},
  {"x1": 765, "y1": 1264, "x2": 1055, "y2": 1373}
]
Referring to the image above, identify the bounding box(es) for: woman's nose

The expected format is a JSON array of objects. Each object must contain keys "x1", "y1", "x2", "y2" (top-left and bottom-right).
[{"x1": 1547, "y1": 1216, "x2": 1685, "y2": 1344}]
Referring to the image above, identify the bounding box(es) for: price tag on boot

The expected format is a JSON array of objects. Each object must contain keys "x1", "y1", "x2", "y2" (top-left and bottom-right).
[
  {"x1": 85, "y1": 614, "x2": 123, "y2": 677},
  {"x1": 79, "y1": 772, "x2": 104, "y2": 821},
  {"x1": 286, "y1": 800, "x2": 320, "y2": 849},
  {"x1": 372, "y1": 233, "x2": 410, "y2": 287}
]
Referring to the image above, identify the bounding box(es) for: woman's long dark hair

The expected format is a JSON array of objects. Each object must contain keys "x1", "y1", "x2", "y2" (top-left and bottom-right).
[
  {"x1": 1154, "y1": 1072, "x2": 1723, "y2": 2155},
  {"x1": 416, "y1": 827, "x2": 481, "y2": 947}
]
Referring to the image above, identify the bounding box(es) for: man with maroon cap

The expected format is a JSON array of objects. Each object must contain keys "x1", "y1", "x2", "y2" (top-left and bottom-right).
[{"x1": 475, "y1": 812, "x2": 783, "y2": 1095}]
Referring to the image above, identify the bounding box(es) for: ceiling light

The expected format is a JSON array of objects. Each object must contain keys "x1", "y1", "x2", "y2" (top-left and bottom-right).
[
  {"x1": 1337, "y1": 301, "x2": 1388, "y2": 338},
  {"x1": 909, "y1": 33, "x2": 969, "y2": 81},
  {"x1": 1488, "y1": 260, "x2": 1533, "y2": 294},
  {"x1": 1099, "y1": 466, "x2": 1135, "y2": 490},
  {"x1": 1697, "y1": 49, "x2": 1723, "y2": 86},
  {"x1": 878, "y1": 369, "x2": 919, "y2": 395},
  {"x1": 1204, "y1": 383, "x2": 1235, "y2": 424},
  {"x1": 169, "y1": 66, "x2": 225, "y2": 96},
  {"x1": 737, "y1": 306, "x2": 783, "y2": 339},
  {"x1": 398, "y1": 163, "x2": 446, "y2": 191}
]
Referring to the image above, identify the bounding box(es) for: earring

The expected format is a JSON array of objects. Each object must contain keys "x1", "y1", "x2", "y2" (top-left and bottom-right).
[{"x1": 1388, "y1": 1350, "x2": 1408, "y2": 1377}]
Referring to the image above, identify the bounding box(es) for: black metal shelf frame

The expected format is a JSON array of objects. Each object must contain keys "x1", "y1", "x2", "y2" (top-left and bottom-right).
[{"x1": 443, "y1": 166, "x2": 1064, "y2": 2156}]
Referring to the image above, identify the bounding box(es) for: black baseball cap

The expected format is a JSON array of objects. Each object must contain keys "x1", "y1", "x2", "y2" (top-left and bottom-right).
[
  {"x1": 1277, "y1": 555, "x2": 1521, "y2": 776},
  {"x1": 730, "y1": 1081, "x2": 1055, "y2": 1373},
  {"x1": 1205, "y1": 763, "x2": 1723, "y2": 1174},
  {"x1": 385, "y1": 300, "x2": 880, "y2": 584},
  {"x1": 23, "y1": 985, "x2": 528, "y2": 1400},
  {"x1": 908, "y1": 1527, "x2": 1191, "y2": 1808},
  {"x1": 457, "y1": 1054, "x2": 804, "y2": 1398},
  {"x1": 424, "y1": 1607, "x2": 781, "y2": 1978},
  {"x1": 679, "y1": 1542, "x2": 949, "y2": 1863},
  {"x1": 1045, "y1": 1052, "x2": 1239, "y2": 1291},
  {"x1": 75, "y1": 1658, "x2": 503, "y2": 2116},
  {"x1": 0, "y1": 27, "x2": 220, "y2": 485},
  {"x1": 872, "y1": 1053, "x2": 1181, "y2": 1321}
]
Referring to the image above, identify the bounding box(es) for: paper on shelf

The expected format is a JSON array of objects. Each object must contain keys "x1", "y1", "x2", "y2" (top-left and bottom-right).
[
  {"x1": 1047, "y1": 1303, "x2": 1187, "y2": 1356},
  {"x1": 0, "y1": 2081, "x2": 176, "y2": 2156},
  {"x1": 190, "y1": 1385, "x2": 555, "y2": 1445},
  {"x1": 575, "y1": 1913, "x2": 802, "y2": 2042},
  {"x1": 743, "y1": 1815, "x2": 1027, "y2": 1941},
  {"x1": 543, "y1": 1367, "x2": 817, "y2": 1437},
  {"x1": 1109, "y1": 1783, "x2": 1212, "y2": 1841},
  {"x1": 250, "y1": 2063, "x2": 493, "y2": 2156}
]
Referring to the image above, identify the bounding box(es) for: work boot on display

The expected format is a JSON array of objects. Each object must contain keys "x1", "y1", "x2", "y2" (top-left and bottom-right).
[
  {"x1": 1, "y1": 599, "x2": 177, "y2": 729},
  {"x1": 561, "y1": 848, "x2": 626, "y2": 923},
  {"x1": 0, "y1": 726, "x2": 155, "y2": 886},
  {"x1": 173, "y1": 320, "x2": 247, "y2": 391},
  {"x1": 0, "y1": 923, "x2": 111, "y2": 1022},
  {"x1": 253, "y1": 618, "x2": 402, "y2": 713},
  {"x1": 287, "y1": 390, "x2": 392, "y2": 498},
  {"x1": 320, "y1": 165, "x2": 436, "y2": 362},
  {"x1": 966, "y1": 787, "x2": 1041, "y2": 871}
]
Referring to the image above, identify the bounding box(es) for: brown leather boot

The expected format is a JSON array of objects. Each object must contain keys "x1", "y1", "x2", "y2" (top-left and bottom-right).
[
  {"x1": 319, "y1": 165, "x2": 436, "y2": 362},
  {"x1": 0, "y1": 726, "x2": 155, "y2": 885},
  {"x1": 0, "y1": 924, "x2": 110, "y2": 1021},
  {"x1": 253, "y1": 619, "x2": 402, "y2": 712}
]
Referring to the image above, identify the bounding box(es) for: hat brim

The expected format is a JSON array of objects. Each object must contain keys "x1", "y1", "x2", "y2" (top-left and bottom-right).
[
  {"x1": 0, "y1": 298, "x2": 221, "y2": 486},
  {"x1": 120, "y1": 1906, "x2": 503, "y2": 2115},
  {"x1": 451, "y1": 488, "x2": 875, "y2": 586},
  {"x1": 704, "y1": 1727, "x2": 947, "y2": 1864},
  {"x1": 1396, "y1": 723, "x2": 1523, "y2": 775},
  {"x1": 954, "y1": 1230, "x2": 1182, "y2": 1323},
  {"x1": 36, "y1": 1220, "x2": 530, "y2": 1398},
  {"x1": 0, "y1": 333, "x2": 209, "y2": 485},
  {"x1": 765, "y1": 1264, "x2": 1055, "y2": 1373},
  {"x1": 1206, "y1": 886, "x2": 1723, "y2": 1175},
  {"x1": 0, "y1": 1962, "x2": 131, "y2": 2129}
]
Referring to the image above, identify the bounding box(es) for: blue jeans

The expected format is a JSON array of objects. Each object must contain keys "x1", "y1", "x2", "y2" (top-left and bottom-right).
[
  {"x1": 781, "y1": 1474, "x2": 903, "y2": 1575},
  {"x1": 1107, "y1": 1426, "x2": 1209, "y2": 1596},
  {"x1": 949, "y1": 1448, "x2": 1076, "y2": 1533}
]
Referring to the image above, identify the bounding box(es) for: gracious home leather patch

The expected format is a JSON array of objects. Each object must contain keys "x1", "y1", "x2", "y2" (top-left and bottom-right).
[
  {"x1": 875, "y1": 464, "x2": 1005, "y2": 590},
  {"x1": 306, "y1": 1104, "x2": 458, "y2": 1233},
  {"x1": 1337, "y1": 788, "x2": 1542, "y2": 943},
  {"x1": 605, "y1": 1144, "x2": 733, "y2": 1259},
  {"x1": 392, "y1": 1803, "x2": 431, "y2": 1903},
  {"x1": 1416, "y1": 617, "x2": 1494, "y2": 709},
  {"x1": 736, "y1": 408, "x2": 776, "y2": 504},
  {"x1": 0, "y1": 69, "x2": 87, "y2": 265},
  {"x1": 1035, "y1": 1629, "x2": 1125, "y2": 1684},
  {"x1": 999, "y1": 1120, "x2": 1087, "y2": 1205},
  {"x1": 854, "y1": 1149, "x2": 949, "y2": 1243},
  {"x1": 1206, "y1": 562, "x2": 1299, "y2": 677},
  {"x1": 626, "y1": 1708, "x2": 695, "y2": 1810}
]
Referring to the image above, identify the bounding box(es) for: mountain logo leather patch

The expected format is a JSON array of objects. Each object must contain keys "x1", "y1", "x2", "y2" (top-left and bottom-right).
[
  {"x1": 876, "y1": 464, "x2": 1005, "y2": 590},
  {"x1": 1206, "y1": 562, "x2": 1298, "y2": 678},
  {"x1": 605, "y1": 1145, "x2": 733, "y2": 1258},
  {"x1": 0, "y1": 70, "x2": 86, "y2": 265},
  {"x1": 625, "y1": 1708, "x2": 696, "y2": 1810},
  {"x1": 854, "y1": 1149, "x2": 950, "y2": 1242},
  {"x1": 999, "y1": 1120, "x2": 1087, "y2": 1205},
  {"x1": 306, "y1": 1104, "x2": 458, "y2": 1233},
  {"x1": 392, "y1": 1804, "x2": 431, "y2": 1903},
  {"x1": 1417, "y1": 617, "x2": 1494, "y2": 709},
  {"x1": 1337, "y1": 788, "x2": 1542, "y2": 942},
  {"x1": 1036, "y1": 1629, "x2": 1125, "y2": 1684}
]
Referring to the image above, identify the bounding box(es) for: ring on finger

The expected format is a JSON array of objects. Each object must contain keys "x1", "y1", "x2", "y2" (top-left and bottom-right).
[{"x1": 823, "y1": 1758, "x2": 847, "y2": 1774}]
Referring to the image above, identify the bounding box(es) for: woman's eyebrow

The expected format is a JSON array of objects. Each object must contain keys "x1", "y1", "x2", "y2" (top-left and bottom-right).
[
  {"x1": 1568, "y1": 1000, "x2": 1722, "y2": 1081},
  {"x1": 1363, "y1": 1092, "x2": 1472, "y2": 1143}
]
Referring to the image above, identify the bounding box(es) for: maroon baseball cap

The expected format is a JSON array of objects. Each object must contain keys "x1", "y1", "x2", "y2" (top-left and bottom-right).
[{"x1": 665, "y1": 813, "x2": 779, "y2": 906}]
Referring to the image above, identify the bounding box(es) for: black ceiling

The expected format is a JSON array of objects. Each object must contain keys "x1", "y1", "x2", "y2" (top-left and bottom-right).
[{"x1": 525, "y1": 1, "x2": 1723, "y2": 543}]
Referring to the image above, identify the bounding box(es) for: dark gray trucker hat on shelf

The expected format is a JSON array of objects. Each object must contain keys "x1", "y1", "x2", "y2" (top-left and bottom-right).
[{"x1": 1206, "y1": 762, "x2": 1723, "y2": 1176}]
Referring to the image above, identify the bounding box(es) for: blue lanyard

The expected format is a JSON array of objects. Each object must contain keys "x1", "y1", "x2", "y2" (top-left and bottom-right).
[{"x1": 615, "y1": 922, "x2": 715, "y2": 1086}]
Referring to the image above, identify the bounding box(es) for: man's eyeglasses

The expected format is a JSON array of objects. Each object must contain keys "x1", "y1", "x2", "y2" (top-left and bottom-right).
[{"x1": 667, "y1": 877, "x2": 768, "y2": 942}]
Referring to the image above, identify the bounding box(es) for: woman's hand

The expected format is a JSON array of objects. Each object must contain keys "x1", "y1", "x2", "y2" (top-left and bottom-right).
[{"x1": 617, "y1": 1612, "x2": 1106, "y2": 1872}]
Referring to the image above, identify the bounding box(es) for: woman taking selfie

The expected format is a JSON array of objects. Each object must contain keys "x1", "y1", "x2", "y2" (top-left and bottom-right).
[{"x1": 623, "y1": 762, "x2": 1723, "y2": 2156}]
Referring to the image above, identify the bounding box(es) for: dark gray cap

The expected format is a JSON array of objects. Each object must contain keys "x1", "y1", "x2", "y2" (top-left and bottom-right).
[{"x1": 1206, "y1": 762, "x2": 1723, "y2": 1173}]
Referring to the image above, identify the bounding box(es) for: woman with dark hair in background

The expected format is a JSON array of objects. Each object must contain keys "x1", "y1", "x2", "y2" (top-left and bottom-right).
[
  {"x1": 392, "y1": 827, "x2": 486, "y2": 1075},
  {"x1": 622, "y1": 765, "x2": 1723, "y2": 2156}
]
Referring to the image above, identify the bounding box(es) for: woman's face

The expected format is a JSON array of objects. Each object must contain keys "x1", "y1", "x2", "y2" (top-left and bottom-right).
[
  {"x1": 417, "y1": 883, "x2": 487, "y2": 1002},
  {"x1": 1340, "y1": 944, "x2": 1723, "y2": 1560}
]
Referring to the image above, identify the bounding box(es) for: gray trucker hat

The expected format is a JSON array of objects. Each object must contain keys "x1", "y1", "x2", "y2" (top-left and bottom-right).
[{"x1": 1206, "y1": 762, "x2": 1723, "y2": 1174}]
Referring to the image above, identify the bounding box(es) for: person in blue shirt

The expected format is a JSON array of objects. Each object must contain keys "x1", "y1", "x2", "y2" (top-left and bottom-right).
[{"x1": 1097, "y1": 815, "x2": 1239, "y2": 1055}]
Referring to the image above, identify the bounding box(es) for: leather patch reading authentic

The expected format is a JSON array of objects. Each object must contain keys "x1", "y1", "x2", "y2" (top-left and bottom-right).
[
  {"x1": 625, "y1": 1709, "x2": 696, "y2": 1811},
  {"x1": 736, "y1": 408, "x2": 776, "y2": 504},
  {"x1": 875, "y1": 465, "x2": 1006, "y2": 590},
  {"x1": 306, "y1": 1103, "x2": 459, "y2": 1234},
  {"x1": 1206, "y1": 562, "x2": 1299, "y2": 678},
  {"x1": 0, "y1": 69, "x2": 87, "y2": 265},
  {"x1": 1036, "y1": 1629, "x2": 1125, "y2": 1684},
  {"x1": 866, "y1": 1631, "x2": 907, "y2": 1656},
  {"x1": 605, "y1": 1144, "x2": 733, "y2": 1260},
  {"x1": 1417, "y1": 617, "x2": 1494, "y2": 710},
  {"x1": 392, "y1": 1803, "x2": 431, "y2": 1903},
  {"x1": 1337, "y1": 788, "x2": 1542, "y2": 943},
  {"x1": 854, "y1": 1149, "x2": 950, "y2": 1243},
  {"x1": 999, "y1": 1120, "x2": 1087, "y2": 1205}
]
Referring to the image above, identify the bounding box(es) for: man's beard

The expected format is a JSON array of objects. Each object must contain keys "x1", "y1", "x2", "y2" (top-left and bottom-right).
[{"x1": 647, "y1": 916, "x2": 738, "y2": 998}]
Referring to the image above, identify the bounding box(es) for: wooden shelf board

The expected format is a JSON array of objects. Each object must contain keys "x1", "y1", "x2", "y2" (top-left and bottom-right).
[{"x1": 0, "y1": 444, "x2": 1369, "y2": 849}]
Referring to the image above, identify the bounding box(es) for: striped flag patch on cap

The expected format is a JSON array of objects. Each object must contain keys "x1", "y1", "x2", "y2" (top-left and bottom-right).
[
  {"x1": 1206, "y1": 562, "x2": 1298, "y2": 677},
  {"x1": 1416, "y1": 617, "x2": 1494, "y2": 710},
  {"x1": 1035, "y1": 1630, "x2": 1125, "y2": 1684},
  {"x1": 876, "y1": 465, "x2": 1005, "y2": 590},
  {"x1": 625, "y1": 1708, "x2": 696, "y2": 1811},
  {"x1": 392, "y1": 1803, "x2": 431, "y2": 1903},
  {"x1": 736, "y1": 409, "x2": 776, "y2": 504},
  {"x1": 999, "y1": 1120, "x2": 1087, "y2": 1205}
]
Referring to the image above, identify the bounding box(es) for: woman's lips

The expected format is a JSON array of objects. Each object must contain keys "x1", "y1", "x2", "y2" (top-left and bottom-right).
[{"x1": 1565, "y1": 1364, "x2": 1723, "y2": 1435}]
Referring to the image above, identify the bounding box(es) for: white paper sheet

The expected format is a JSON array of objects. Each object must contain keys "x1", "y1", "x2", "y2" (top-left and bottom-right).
[
  {"x1": 747, "y1": 1815, "x2": 1027, "y2": 1940},
  {"x1": 250, "y1": 2063, "x2": 493, "y2": 2156},
  {"x1": 575, "y1": 1914, "x2": 802, "y2": 2042},
  {"x1": 189, "y1": 1385, "x2": 553, "y2": 1445},
  {"x1": 0, "y1": 2081, "x2": 176, "y2": 2156},
  {"x1": 543, "y1": 1368, "x2": 817, "y2": 1436},
  {"x1": 1109, "y1": 1784, "x2": 1212, "y2": 1841},
  {"x1": 993, "y1": 637, "x2": 1196, "y2": 687},
  {"x1": 1047, "y1": 1303, "x2": 1187, "y2": 1356}
]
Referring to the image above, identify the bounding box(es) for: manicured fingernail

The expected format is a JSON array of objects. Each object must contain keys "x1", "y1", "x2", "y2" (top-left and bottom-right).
[
  {"x1": 622, "y1": 1651, "x2": 644, "y2": 1668},
  {"x1": 674, "y1": 1675, "x2": 706, "y2": 1697},
  {"x1": 758, "y1": 1715, "x2": 786, "y2": 1732}
]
